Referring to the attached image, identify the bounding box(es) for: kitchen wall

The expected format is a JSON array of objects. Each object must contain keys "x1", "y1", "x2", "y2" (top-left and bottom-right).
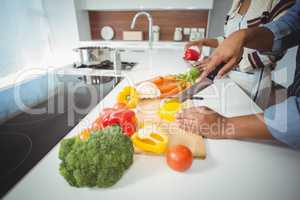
[
  {"x1": 43, "y1": 0, "x2": 80, "y2": 66},
  {"x1": 208, "y1": 0, "x2": 232, "y2": 38},
  {"x1": 89, "y1": 10, "x2": 208, "y2": 41},
  {"x1": 0, "y1": 0, "x2": 53, "y2": 78},
  {"x1": 0, "y1": 0, "x2": 80, "y2": 122},
  {"x1": 0, "y1": 0, "x2": 80, "y2": 79},
  {"x1": 76, "y1": 0, "x2": 230, "y2": 42},
  {"x1": 74, "y1": 0, "x2": 91, "y2": 41}
]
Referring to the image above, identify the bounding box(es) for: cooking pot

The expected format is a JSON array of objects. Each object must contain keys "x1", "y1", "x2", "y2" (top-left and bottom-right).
[{"x1": 73, "y1": 46, "x2": 117, "y2": 67}]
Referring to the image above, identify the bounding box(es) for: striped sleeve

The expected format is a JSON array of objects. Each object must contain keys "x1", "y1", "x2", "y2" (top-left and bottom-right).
[{"x1": 239, "y1": 49, "x2": 283, "y2": 72}]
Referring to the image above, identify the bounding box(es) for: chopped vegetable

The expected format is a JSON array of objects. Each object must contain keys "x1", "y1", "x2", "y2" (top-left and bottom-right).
[
  {"x1": 149, "y1": 76, "x2": 184, "y2": 98},
  {"x1": 166, "y1": 145, "x2": 193, "y2": 172},
  {"x1": 158, "y1": 81, "x2": 179, "y2": 93},
  {"x1": 147, "y1": 67, "x2": 201, "y2": 99},
  {"x1": 151, "y1": 76, "x2": 164, "y2": 85},
  {"x1": 159, "y1": 86, "x2": 182, "y2": 99},
  {"x1": 117, "y1": 86, "x2": 139, "y2": 109},
  {"x1": 176, "y1": 67, "x2": 201, "y2": 84},
  {"x1": 59, "y1": 126, "x2": 134, "y2": 188},
  {"x1": 132, "y1": 128, "x2": 168, "y2": 154},
  {"x1": 163, "y1": 75, "x2": 177, "y2": 81}
]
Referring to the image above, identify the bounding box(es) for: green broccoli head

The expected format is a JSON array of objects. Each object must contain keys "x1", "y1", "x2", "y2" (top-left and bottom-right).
[{"x1": 58, "y1": 125, "x2": 134, "y2": 188}]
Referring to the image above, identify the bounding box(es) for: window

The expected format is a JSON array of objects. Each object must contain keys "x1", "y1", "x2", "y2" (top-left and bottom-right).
[{"x1": 0, "y1": 0, "x2": 53, "y2": 79}]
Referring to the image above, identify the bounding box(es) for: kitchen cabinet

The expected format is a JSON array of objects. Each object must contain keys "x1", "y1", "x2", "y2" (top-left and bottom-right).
[{"x1": 79, "y1": 0, "x2": 214, "y2": 11}]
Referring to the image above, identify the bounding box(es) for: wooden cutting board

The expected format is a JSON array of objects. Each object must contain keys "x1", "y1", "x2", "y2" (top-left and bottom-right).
[{"x1": 135, "y1": 99, "x2": 206, "y2": 159}]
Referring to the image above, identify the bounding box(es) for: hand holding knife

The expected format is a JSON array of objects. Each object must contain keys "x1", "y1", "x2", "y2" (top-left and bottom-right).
[{"x1": 173, "y1": 60, "x2": 225, "y2": 103}]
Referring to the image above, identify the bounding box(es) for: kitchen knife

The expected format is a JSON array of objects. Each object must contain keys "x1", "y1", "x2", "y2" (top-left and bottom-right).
[{"x1": 174, "y1": 64, "x2": 224, "y2": 102}]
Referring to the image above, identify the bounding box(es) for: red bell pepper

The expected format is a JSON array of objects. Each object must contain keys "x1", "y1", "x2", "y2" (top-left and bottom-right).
[
  {"x1": 92, "y1": 117, "x2": 104, "y2": 130},
  {"x1": 183, "y1": 48, "x2": 200, "y2": 61},
  {"x1": 94, "y1": 107, "x2": 137, "y2": 137}
]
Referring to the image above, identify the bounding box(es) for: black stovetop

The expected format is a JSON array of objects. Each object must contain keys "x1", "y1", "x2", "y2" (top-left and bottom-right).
[
  {"x1": 0, "y1": 74, "x2": 122, "y2": 198},
  {"x1": 75, "y1": 60, "x2": 137, "y2": 70}
]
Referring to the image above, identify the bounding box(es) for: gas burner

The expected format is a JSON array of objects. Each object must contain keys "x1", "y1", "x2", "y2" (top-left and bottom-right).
[{"x1": 74, "y1": 60, "x2": 137, "y2": 70}]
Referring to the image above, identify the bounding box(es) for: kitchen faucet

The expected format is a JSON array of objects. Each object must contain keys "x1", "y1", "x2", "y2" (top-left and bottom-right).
[{"x1": 130, "y1": 11, "x2": 153, "y2": 49}]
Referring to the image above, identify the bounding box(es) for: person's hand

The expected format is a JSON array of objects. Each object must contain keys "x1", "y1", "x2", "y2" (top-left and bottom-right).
[
  {"x1": 175, "y1": 106, "x2": 233, "y2": 139},
  {"x1": 197, "y1": 30, "x2": 246, "y2": 81}
]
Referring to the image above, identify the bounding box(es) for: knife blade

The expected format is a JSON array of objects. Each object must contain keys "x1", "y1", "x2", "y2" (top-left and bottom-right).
[
  {"x1": 174, "y1": 64, "x2": 224, "y2": 102},
  {"x1": 175, "y1": 78, "x2": 212, "y2": 102}
]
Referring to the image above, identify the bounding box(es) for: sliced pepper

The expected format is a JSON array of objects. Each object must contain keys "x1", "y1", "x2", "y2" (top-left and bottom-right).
[
  {"x1": 132, "y1": 131, "x2": 168, "y2": 154},
  {"x1": 116, "y1": 86, "x2": 139, "y2": 109}
]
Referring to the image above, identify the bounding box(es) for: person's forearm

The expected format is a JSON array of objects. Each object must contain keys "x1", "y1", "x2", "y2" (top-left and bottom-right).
[
  {"x1": 225, "y1": 114, "x2": 274, "y2": 140},
  {"x1": 238, "y1": 27, "x2": 274, "y2": 51},
  {"x1": 202, "y1": 38, "x2": 219, "y2": 48}
]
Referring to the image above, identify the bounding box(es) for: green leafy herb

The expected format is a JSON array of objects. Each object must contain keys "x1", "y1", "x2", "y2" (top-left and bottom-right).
[{"x1": 176, "y1": 67, "x2": 201, "y2": 84}]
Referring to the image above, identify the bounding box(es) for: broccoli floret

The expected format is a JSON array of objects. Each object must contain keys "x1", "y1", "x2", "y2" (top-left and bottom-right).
[
  {"x1": 58, "y1": 125, "x2": 134, "y2": 188},
  {"x1": 58, "y1": 136, "x2": 77, "y2": 160}
]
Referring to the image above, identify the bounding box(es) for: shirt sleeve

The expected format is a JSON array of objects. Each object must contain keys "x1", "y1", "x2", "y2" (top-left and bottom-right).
[
  {"x1": 263, "y1": 0, "x2": 300, "y2": 55},
  {"x1": 264, "y1": 96, "x2": 300, "y2": 149}
]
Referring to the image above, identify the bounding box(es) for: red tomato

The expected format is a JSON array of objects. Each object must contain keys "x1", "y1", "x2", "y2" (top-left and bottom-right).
[{"x1": 166, "y1": 145, "x2": 193, "y2": 172}]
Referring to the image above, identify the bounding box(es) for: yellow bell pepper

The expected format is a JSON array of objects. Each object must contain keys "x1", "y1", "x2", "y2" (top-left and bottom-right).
[
  {"x1": 116, "y1": 86, "x2": 139, "y2": 109},
  {"x1": 132, "y1": 131, "x2": 168, "y2": 154}
]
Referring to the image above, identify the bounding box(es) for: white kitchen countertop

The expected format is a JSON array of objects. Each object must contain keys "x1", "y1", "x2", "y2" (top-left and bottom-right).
[
  {"x1": 4, "y1": 49, "x2": 300, "y2": 200},
  {"x1": 78, "y1": 40, "x2": 211, "y2": 54}
]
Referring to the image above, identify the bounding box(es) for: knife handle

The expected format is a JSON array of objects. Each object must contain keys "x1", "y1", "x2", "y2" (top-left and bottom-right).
[
  {"x1": 190, "y1": 97, "x2": 204, "y2": 100},
  {"x1": 207, "y1": 64, "x2": 224, "y2": 80}
]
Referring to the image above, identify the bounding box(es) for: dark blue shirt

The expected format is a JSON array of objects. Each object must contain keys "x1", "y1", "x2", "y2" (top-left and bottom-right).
[{"x1": 263, "y1": 0, "x2": 300, "y2": 149}]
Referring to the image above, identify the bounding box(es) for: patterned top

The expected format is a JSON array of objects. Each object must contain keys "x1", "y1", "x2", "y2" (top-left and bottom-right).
[{"x1": 223, "y1": 0, "x2": 295, "y2": 72}]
